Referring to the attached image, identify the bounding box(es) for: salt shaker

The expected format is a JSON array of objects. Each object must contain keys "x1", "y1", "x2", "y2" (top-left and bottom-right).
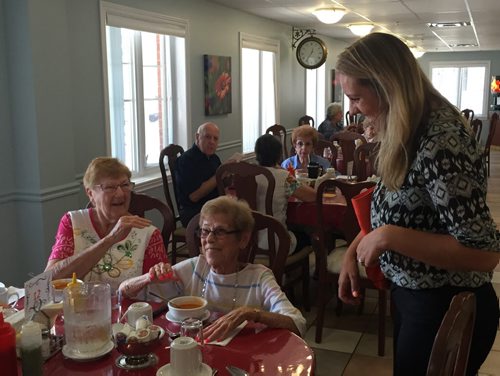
[{"x1": 21, "y1": 321, "x2": 43, "y2": 376}]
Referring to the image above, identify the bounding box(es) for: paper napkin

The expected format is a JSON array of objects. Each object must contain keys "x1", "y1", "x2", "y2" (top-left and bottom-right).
[
  {"x1": 351, "y1": 186, "x2": 388, "y2": 290},
  {"x1": 206, "y1": 320, "x2": 247, "y2": 346}
]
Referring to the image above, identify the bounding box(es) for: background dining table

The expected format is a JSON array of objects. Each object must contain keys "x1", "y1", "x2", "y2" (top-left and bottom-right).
[{"x1": 24, "y1": 298, "x2": 315, "y2": 376}]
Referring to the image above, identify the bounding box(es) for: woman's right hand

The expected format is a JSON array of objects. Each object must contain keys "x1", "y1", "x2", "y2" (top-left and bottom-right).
[
  {"x1": 107, "y1": 215, "x2": 152, "y2": 242},
  {"x1": 148, "y1": 262, "x2": 179, "y2": 282}
]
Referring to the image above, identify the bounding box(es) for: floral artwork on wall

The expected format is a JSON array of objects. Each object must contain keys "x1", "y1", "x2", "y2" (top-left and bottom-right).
[{"x1": 204, "y1": 55, "x2": 232, "y2": 115}]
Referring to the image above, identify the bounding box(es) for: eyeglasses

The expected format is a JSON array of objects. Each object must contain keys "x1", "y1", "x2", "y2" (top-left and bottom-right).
[
  {"x1": 196, "y1": 227, "x2": 240, "y2": 239},
  {"x1": 96, "y1": 182, "x2": 135, "y2": 194},
  {"x1": 295, "y1": 141, "x2": 313, "y2": 148}
]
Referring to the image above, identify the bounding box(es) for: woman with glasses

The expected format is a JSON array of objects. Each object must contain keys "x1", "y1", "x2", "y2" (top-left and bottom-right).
[
  {"x1": 281, "y1": 125, "x2": 330, "y2": 171},
  {"x1": 119, "y1": 196, "x2": 306, "y2": 341},
  {"x1": 45, "y1": 157, "x2": 168, "y2": 290}
]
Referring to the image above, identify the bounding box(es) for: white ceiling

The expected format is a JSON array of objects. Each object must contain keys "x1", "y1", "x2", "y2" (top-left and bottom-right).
[{"x1": 208, "y1": 0, "x2": 500, "y2": 52}]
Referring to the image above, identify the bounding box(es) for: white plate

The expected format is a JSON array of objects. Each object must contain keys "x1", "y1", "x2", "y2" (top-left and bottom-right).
[
  {"x1": 165, "y1": 309, "x2": 210, "y2": 324},
  {"x1": 156, "y1": 362, "x2": 212, "y2": 376},
  {"x1": 62, "y1": 340, "x2": 114, "y2": 361}
]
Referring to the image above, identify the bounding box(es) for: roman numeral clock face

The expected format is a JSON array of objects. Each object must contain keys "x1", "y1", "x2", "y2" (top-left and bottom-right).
[{"x1": 296, "y1": 36, "x2": 328, "y2": 69}]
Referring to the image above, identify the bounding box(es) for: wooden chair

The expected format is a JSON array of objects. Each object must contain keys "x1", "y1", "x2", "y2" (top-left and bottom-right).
[
  {"x1": 216, "y1": 161, "x2": 275, "y2": 215},
  {"x1": 470, "y1": 119, "x2": 482, "y2": 143},
  {"x1": 87, "y1": 192, "x2": 175, "y2": 254},
  {"x1": 216, "y1": 161, "x2": 313, "y2": 310},
  {"x1": 313, "y1": 179, "x2": 388, "y2": 356},
  {"x1": 314, "y1": 139, "x2": 337, "y2": 167},
  {"x1": 426, "y1": 292, "x2": 476, "y2": 376},
  {"x1": 159, "y1": 144, "x2": 189, "y2": 264},
  {"x1": 265, "y1": 124, "x2": 288, "y2": 162},
  {"x1": 345, "y1": 111, "x2": 355, "y2": 125},
  {"x1": 185, "y1": 211, "x2": 290, "y2": 286},
  {"x1": 353, "y1": 142, "x2": 379, "y2": 181},
  {"x1": 460, "y1": 109, "x2": 475, "y2": 122},
  {"x1": 331, "y1": 131, "x2": 367, "y2": 175},
  {"x1": 298, "y1": 115, "x2": 315, "y2": 127},
  {"x1": 484, "y1": 113, "x2": 498, "y2": 177}
]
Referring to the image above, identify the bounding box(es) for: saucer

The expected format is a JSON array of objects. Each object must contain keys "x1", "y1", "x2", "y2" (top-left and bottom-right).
[
  {"x1": 62, "y1": 340, "x2": 114, "y2": 361},
  {"x1": 166, "y1": 309, "x2": 210, "y2": 324},
  {"x1": 156, "y1": 362, "x2": 212, "y2": 376}
]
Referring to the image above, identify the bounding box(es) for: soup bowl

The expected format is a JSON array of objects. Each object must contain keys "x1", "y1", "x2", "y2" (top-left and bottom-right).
[{"x1": 168, "y1": 296, "x2": 207, "y2": 321}]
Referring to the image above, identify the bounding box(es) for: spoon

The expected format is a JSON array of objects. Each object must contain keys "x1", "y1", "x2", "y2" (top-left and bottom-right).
[{"x1": 226, "y1": 365, "x2": 249, "y2": 376}]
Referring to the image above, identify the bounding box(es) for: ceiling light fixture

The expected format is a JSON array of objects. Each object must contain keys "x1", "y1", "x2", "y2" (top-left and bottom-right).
[
  {"x1": 312, "y1": 8, "x2": 346, "y2": 24},
  {"x1": 427, "y1": 21, "x2": 470, "y2": 28},
  {"x1": 347, "y1": 23, "x2": 374, "y2": 37},
  {"x1": 410, "y1": 47, "x2": 425, "y2": 58}
]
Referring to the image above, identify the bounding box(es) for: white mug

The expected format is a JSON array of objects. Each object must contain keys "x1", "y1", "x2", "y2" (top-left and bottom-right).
[
  {"x1": 126, "y1": 302, "x2": 153, "y2": 328},
  {"x1": 0, "y1": 285, "x2": 19, "y2": 307},
  {"x1": 170, "y1": 336, "x2": 202, "y2": 376}
]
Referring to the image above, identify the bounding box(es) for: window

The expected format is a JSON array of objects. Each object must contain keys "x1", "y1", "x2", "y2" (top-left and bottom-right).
[
  {"x1": 306, "y1": 64, "x2": 326, "y2": 126},
  {"x1": 240, "y1": 33, "x2": 279, "y2": 153},
  {"x1": 100, "y1": 2, "x2": 189, "y2": 178},
  {"x1": 430, "y1": 61, "x2": 490, "y2": 118}
]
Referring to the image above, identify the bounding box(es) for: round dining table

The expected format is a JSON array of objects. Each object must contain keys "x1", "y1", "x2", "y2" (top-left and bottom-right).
[{"x1": 34, "y1": 300, "x2": 315, "y2": 376}]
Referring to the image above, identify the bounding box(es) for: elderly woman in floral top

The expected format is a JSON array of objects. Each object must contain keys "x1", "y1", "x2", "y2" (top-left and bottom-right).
[
  {"x1": 45, "y1": 157, "x2": 168, "y2": 291},
  {"x1": 336, "y1": 33, "x2": 499, "y2": 376}
]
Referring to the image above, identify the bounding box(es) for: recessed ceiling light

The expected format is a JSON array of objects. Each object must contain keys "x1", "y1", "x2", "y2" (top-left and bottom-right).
[{"x1": 427, "y1": 21, "x2": 471, "y2": 28}]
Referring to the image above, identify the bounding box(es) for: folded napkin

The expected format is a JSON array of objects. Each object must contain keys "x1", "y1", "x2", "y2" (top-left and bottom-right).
[
  {"x1": 351, "y1": 186, "x2": 388, "y2": 290},
  {"x1": 206, "y1": 320, "x2": 247, "y2": 346}
]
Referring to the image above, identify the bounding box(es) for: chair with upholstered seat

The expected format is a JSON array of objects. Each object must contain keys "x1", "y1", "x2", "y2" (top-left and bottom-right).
[
  {"x1": 353, "y1": 142, "x2": 379, "y2": 181},
  {"x1": 313, "y1": 179, "x2": 388, "y2": 356},
  {"x1": 87, "y1": 191, "x2": 175, "y2": 255},
  {"x1": 426, "y1": 292, "x2": 476, "y2": 376},
  {"x1": 215, "y1": 161, "x2": 313, "y2": 311},
  {"x1": 265, "y1": 124, "x2": 288, "y2": 162},
  {"x1": 159, "y1": 144, "x2": 189, "y2": 264}
]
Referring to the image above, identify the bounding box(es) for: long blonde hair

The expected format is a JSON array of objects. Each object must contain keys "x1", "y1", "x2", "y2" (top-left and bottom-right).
[{"x1": 336, "y1": 33, "x2": 462, "y2": 190}]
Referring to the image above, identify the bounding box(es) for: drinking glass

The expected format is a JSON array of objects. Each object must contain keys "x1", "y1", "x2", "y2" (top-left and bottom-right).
[
  {"x1": 323, "y1": 147, "x2": 333, "y2": 161},
  {"x1": 181, "y1": 318, "x2": 204, "y2": 345},
  {"x1": 111, "y1": 289, "x2": 122, "y2": 324}
]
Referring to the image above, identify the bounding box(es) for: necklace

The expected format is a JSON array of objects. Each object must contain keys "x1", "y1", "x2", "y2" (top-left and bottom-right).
[{"x1": 201, "y1": 267, "x2": 239, "y2": 310}]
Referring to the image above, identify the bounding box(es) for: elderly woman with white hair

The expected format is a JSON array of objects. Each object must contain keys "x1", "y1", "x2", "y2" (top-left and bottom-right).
[{"x1": 318, "y1": 102, "x2": 344, "y2": 140}]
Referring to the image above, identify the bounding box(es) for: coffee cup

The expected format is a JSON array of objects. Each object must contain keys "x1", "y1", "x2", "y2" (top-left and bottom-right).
[
  {"x1": 170, "y1": 336, "x2": 202, "y2": 376},
  {"x1": 307, "y1": 162, "x2": 320, "y2": 179},
  {"x1": 0, "y1": 284, "x2": 19, "y2": 307},
  {"x1": 126, "y1": 302, "x2": 153, "y2": 328}
]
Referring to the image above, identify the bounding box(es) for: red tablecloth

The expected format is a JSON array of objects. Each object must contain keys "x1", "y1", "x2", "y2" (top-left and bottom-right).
[
  {"x1": 287, "y1": 197, "x2": 346, "y2": 230},
  {"x1": 37, "y1": 299, "x2": 314, "y2": 376}
]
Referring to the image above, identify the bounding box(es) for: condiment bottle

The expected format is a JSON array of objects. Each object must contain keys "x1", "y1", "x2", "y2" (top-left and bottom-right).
[
  {"x1": 21, "y1": 321, "x2": 43, "y2": 376},
  {"x1": 0, "y1": 310, "x2": 18, "y2": 376}
]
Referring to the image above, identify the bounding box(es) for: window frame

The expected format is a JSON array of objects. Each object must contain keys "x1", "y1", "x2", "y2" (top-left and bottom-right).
[
  {"x1": 306, "y1": 64, "x2": 326, "y2": 126},
  {"x1": 429, "y1": 60, "x2": 490, "y2": 118},
  {"x1": 239, "y1": 32, "x2": 280, "y2": 154},
  {"x1": 99, "y1": 1, "x2": 191, "y2": 182}
]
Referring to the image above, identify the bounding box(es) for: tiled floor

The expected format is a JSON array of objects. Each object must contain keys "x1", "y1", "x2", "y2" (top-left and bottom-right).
[{"x1": 300, "y1": 147, "x2": 500, "y2": 375}]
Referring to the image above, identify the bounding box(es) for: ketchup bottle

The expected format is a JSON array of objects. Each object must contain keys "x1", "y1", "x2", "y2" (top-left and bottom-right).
[{"x1": 0, "y1": 311, "x2": 18, "y2": 376}]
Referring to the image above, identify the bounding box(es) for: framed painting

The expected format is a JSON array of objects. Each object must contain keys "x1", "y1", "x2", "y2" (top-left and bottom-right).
[
  {"x1": 204, "y1": 55, "x2": 232, "y2": 115},
  {"x1": 331, "y1": 69, "x2": 343, "y2": 103}
]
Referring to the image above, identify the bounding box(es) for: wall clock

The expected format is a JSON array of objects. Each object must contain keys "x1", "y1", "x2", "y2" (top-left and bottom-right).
[{"x1": 296, "y1": 36, "x2": 328, "y2": 69}]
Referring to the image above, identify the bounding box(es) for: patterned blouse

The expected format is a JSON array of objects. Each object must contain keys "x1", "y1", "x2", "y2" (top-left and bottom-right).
[{"x1": 372, "y1": 106, "x2": 499, "y2": 289}]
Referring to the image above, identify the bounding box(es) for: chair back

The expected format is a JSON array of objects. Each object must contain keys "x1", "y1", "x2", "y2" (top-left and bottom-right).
[
  {"x1": 345, "y1": 111, "x2": 355, "y2": 125},
  {"x1": 216, "y1": 162, "x2": 276, "y2": 215},
  {"x1": 298, "y1": 115, "x2": 315, "y2": 127},
  {"x1": 470, "y1": 119, "x2": 482, "y2": 143},
  {"x1": 87, "y1": 192, "x2": 175, "y2": 249},
  {"x1": 184, "y1": 210, "x2": 290, "y2": 285},
  {"x1": 314, "y1": 139, "x2": 337, "y2": 166},
  {"x1": 354, "y1": 142, "x2": 379, "y2": 181},
  {"x1": 426, "y1": 292, "x2": 476, "y2": 376},
  {"x1": 461, "y1": 109, "x2": 475, "y2": 122},
  {"x1": 265, "y1": 124, "x2": 288, "y2": 161},
  {"x1": 159, "y1": 144, "x2": 185, "y2": 219},
  {"x1": 331, "y1": 131, "x2": 367, "y2": 174}
]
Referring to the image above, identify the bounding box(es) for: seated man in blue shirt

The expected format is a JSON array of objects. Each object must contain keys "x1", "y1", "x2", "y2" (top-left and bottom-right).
[{"x1": 174, "y1": 122, "x2": 221, "y2": 226}]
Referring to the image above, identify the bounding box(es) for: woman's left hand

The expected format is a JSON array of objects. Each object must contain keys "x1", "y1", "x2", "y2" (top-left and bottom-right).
[
  {"x1": 355, "y1": 225, "x2": 391, "y2": 266},
  {"x1": 202, "y1": 306, "x2": 256, "y2": 342}
]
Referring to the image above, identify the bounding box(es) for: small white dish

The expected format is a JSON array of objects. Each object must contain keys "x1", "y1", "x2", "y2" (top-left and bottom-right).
[
  {"x1": 62, "y1": 340, "x2": 114, "y2": 361},
  {"x1": 156, "y1": 362, "x2": 212, "y2": 376},
  {"x1": 166, "y1": 309, "x2": 210, "y2": 324}
]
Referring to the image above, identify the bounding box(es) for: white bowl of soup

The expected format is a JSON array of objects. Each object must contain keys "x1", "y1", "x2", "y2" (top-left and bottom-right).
[{"x1": 168, "y1": 296, "x2": 208, "y2": 321}]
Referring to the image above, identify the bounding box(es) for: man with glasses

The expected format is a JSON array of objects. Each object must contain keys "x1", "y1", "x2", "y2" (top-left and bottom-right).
[{"x1": 174, "y1": 122, "x2": 222, "y2": 227}]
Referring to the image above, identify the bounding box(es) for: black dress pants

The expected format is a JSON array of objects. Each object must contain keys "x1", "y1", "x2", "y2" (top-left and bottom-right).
[{"x1": 391, "y1": 283, "x2": 499, "y2": 376}]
